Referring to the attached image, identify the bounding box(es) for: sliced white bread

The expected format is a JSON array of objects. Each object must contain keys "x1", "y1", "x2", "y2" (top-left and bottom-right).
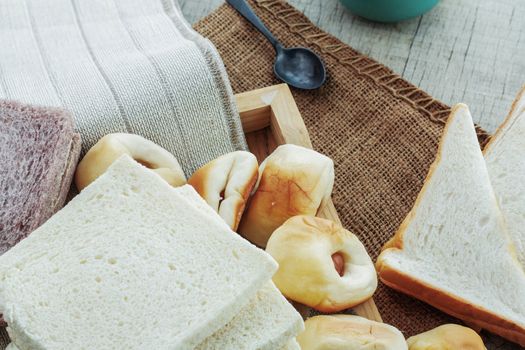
[
  {"x1": 5, "y1": 283, "x2": 303, "y2": 350},
  {"x1": 0, "y1": 155, "x2": 277, "y2": 350},
  {"x1": 484, "y1": 86, "x2": 525, "y2": 268},
  {"x1": 282, "y1": 338, "x2": 300, "y2": 350},
  {"x1": 197, "y1": 282, "x2": 304, "y2": 350},
  {"x1": 376, "y1": 104, "x2": 525, "y2": 346}
]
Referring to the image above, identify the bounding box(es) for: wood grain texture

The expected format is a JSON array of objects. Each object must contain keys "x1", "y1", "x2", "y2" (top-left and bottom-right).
[{"x1": 181, "y1": 0, "x2": 525, "y2": 133}]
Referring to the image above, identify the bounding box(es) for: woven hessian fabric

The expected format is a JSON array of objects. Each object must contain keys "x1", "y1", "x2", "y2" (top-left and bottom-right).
[{"x1": 194, "y1": 0, "x2": 492, "y2": 339}]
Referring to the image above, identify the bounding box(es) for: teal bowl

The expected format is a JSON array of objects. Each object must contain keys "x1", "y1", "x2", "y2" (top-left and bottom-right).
[{"x1": 339, "y1": 0, "x2": 440, "y2": 22}]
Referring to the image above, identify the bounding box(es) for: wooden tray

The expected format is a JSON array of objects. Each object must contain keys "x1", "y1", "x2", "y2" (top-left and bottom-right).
[{"x1": 235, "y1": 84, "x2": 382, "y2": 322}]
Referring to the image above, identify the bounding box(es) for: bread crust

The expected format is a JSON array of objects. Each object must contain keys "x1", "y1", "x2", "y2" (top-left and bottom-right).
[
  {"x1": 377, "y1": 104, "x2": 525, "y2": 346},
  {"x1": 297, "y1": 315, "x2": 407, "y2": 350},
  {"x1": 407, "y1": 324, "x2": 485, "y2": 350},
  {"x1": 54, "y1": 133, "x2": 81, "y2": 208},
  {"x1": 188, "y1": 151, "x2": 258, "y2": 231},
  {"x1": 377, "y1": 262, "x2": 525, "y2": 346},
  {"x1": 234, "y1": 170, "x2": 258, "y2": 230},
  {"x1": 238, "y1": 144, "x2": 334, "y2": 247},
  {"x1": 484, "y1": 85, "x2": 525, "y2": 155}
]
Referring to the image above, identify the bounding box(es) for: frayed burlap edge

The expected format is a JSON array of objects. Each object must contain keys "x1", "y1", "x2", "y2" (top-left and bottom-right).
[{"x1": 252, "y1": 0, "x2": 491, "y2": 147}]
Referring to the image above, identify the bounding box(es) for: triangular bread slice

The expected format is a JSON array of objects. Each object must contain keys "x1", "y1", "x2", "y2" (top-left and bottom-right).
[
  {"x1": 197, "y1": 282, "x2": 304, "y2": 350},
  {"x1": 484, "y1": 86, "x2": 525, "y2": 268},
  {"x1": 0, "y1": 156, "x2": 277, "y2": 350},
  {"x1": 376, "y1": 104, "x2": 525, "y2": 346}
]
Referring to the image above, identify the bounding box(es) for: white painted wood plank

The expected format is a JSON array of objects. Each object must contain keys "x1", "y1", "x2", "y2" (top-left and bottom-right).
[
  {"x1": 401, "y1": 0, "x2": 525, "y2": 132},
  {"x1": 181, "y1": 0, "x2": 525, "y2": 133}
]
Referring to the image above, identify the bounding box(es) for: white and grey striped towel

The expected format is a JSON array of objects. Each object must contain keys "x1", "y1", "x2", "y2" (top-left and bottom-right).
[{"x1": 0, "y1": 0, "x2": 247, "y2": 176}]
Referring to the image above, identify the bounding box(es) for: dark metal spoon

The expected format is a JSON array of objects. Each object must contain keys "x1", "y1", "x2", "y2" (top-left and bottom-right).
[{"x1": 226, "y1": 0, "x2": 326, "y2": 90}]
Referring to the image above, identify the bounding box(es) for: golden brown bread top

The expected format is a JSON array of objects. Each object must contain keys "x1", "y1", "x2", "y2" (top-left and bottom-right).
[
  {"x1": 238, "y1": 144, "x2": 334, "y2": 247},
  {"x1": 297, "y1": 315, "x2": 407, "y2": 350},
  {"x1": 75, "y1": 133, "x2": 185, "y2": 191},
  {"x1": 407, "y1": 324, "x2": 486, "y2": 350}
]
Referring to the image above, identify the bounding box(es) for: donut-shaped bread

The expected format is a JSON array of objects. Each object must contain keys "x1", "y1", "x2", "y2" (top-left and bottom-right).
[
  {"x1": 238, "y1": 144, "x2": 334, "y2": 247},
  {"x1": 297, "y1": 315, "x2": 407, "y2": 350},
  {"x1": 75, "y1": 133, "x2": 186, "y2": 191},
  {"x1": 407, "y1": 324, "x2": 486, "y2": 350},
  {"x1": 266, "y1": 215, "x2": 377, "y2": 312},
  {"x1": 188, "y1": 151, "x2": 258, "y2": 231}
]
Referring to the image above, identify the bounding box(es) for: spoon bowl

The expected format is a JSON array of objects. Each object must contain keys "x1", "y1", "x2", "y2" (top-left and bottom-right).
[
  {"x1": 227, "y1": 0, "x2": 326, "y2": 90},
  {"x1": 274, "y1": 46, "x2": 326, "y2": 90}
]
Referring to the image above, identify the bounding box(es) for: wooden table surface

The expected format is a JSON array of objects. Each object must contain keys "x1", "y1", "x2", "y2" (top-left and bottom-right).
[{"x1": 181, "y1": 0, "x2": 524, "y2": 134}]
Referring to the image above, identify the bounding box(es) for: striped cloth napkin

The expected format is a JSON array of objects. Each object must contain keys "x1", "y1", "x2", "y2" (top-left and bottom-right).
[{"x1": 0, "y1": 0, "x2": 247, "y2": 176}]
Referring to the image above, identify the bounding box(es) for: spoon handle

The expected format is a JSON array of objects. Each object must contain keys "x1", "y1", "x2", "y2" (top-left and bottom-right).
[{"x1": 226, "y1": 0, "x2": 281, "y2": 49}]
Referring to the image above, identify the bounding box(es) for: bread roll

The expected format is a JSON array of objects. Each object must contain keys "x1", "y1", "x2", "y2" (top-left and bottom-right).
[
  {"x1": 188, "y1": 151, "x2": 258, "y2": 231},
  {"x1": 407, "y1": 324, "x2": 486, "y2": 350},
  {"x1": 266, "y1": 215, "x2": 377, "y2": 312},
  {"x1": 297, "y1": 315, "x2": 407, "y2": 350},
  {"x1": 238, "y1": 144, "x2": 334, "y2": 247},
  {"x1": 75, "y1": 133, "x2": 185, "y2": 190}
]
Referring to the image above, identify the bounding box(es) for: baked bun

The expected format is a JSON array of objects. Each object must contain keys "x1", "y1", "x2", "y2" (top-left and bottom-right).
[
  {"x1": 188, "y1": 151, "x2": 258, "y2": 231},
  {"x1": 297, "y1": 315, "x2": 407, "y2": 350},
  {"x1": 75, "y1": 133, "x2": 185, "y2": 191},
  {"x1": 266, "y1": 215, "x2": 377, "y2": 312},
  {"x1": 238, "y1": 144, "x2": 334, "y2": 247},
  {"x1": 407, "y1": 324, "x2": 486, "y2": 350}
]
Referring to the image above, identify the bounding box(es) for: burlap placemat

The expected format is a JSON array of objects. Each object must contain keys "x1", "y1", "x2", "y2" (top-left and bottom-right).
[{"x1": 195, "y1": 0, "x2": 492, "y2": 339}]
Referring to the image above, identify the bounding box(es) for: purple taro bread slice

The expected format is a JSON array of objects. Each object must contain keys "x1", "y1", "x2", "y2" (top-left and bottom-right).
[{"x1": 0, "y1": 100, "x2": 81, "y2": 255}]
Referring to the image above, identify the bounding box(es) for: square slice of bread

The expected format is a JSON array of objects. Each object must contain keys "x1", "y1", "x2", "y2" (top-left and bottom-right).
[
  {"x1": 0, "y1": 100, "x2": 81, "y2": 255},
  {"x1": 484, "y1": 86, "x2": 525, "y2": 268},
  {"x1": 376, "y1": 104, "x2": 525, "y2": 346},
  {"x1": 197, "y1": 282, "x2": 304, "y2": 350},
  {"x1": 0, "y1": 155, "x2": 277, "y2": 350}
]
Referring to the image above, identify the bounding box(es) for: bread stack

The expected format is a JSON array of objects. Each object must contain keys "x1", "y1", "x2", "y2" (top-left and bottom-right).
[
  {"x1": 377, "y1": 87, "x2": 525, "y2": 346},
  {"x1": 0, "y1": 156, "x2": 303, "y2": 349}
]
